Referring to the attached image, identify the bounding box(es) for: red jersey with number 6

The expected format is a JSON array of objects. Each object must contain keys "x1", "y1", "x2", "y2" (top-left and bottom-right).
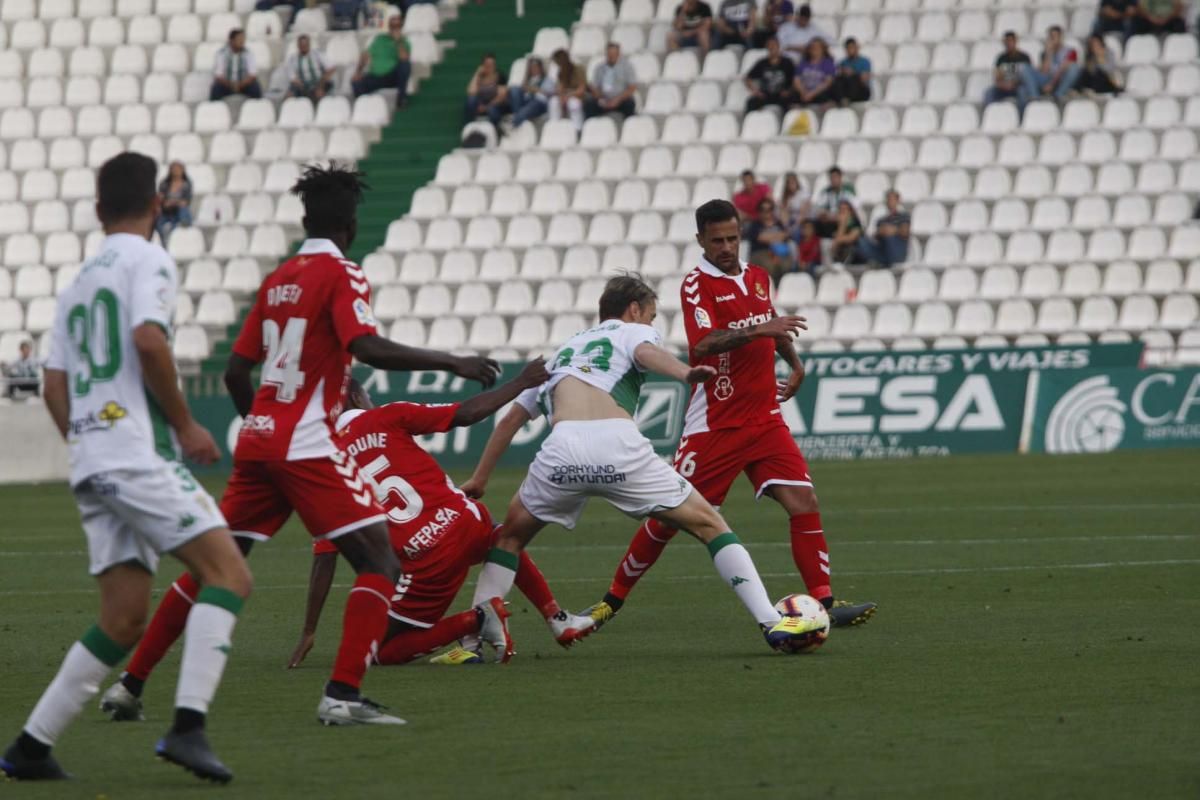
[
  {"x1": 681, "y1": 256, "x2": 781, "y2": 436},
  {"x1": 230, "y1": 238, "x2": 379, "y2": 462}
]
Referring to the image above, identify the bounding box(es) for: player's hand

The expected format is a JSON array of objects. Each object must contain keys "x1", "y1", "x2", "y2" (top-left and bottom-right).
[
  {"x1": 517, "y1": 357, "x2": 550, "y2": 387},
  {"x1": 685, "y1": 365, "x2": 718, "y2": 384},
  {"x1": 776, "y1": 369, "x2": 804, "y2": 402},
  {"x1": 454, "y1": 355, "x2": 502, "y2": 387},
  {"x1": 286, "y1": 631, "x2": 316, "y2": 669},
  {"x1": 178, "y1": 420, "x2": 220, "y2": 465},
  {"x1": 757, "y1": 315, "x2": 808, "y2": 341},
  {"x1": 460, "y1": 476, "x2": 486, "y2": 499}
]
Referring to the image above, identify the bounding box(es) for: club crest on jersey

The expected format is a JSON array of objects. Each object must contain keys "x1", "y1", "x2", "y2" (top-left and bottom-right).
[
  {"x1": 714, "y1": 376, "x2": 734, "y2": 401},
  {"x1": 352, "y1": 297, "x2": 376, "y2": 326},
  {"x1": 755, "y1": 282, "x2": 768, "y2": 301},
  {"x1": 694, "y1": 307, "x2": 712, "y2": 329}
]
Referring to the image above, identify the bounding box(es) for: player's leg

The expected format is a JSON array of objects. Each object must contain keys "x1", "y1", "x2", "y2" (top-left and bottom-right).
[
  {"x1": 470, "y1": 493, "x2": 551, "y2": 610},
  {"x1": 514, "y1": 550, "x2": 598, "y2": 647}
]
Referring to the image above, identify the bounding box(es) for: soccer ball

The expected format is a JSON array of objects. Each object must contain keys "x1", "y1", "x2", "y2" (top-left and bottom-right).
[{"x1": 773, "y1": 594, "x2": 830, "y2": 654}]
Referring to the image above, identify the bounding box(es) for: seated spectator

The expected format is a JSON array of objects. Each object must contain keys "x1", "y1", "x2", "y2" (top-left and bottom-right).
[
  {"x1": 780, "y1": 171, "x2": 811, "y2": 225},
  {"x1": 733, "y1": 170, "x2": 773, "y2": 221},
  {"x1": 585, "y1": 43, "x2": 638, "y2": 120},
  {"x1": 3, "y1": 340, "x2": 40, "y2": 400},
  {"x1": 856, "y1": 190, "x2": 910, "y2": 268},
  {"x1": 752, "y1": 0, "x2": 794, "y2": 49},
  {"x1": 745, "y1": 199, "x2": 795, "y2": 283},
  {"x1": 794, "y1": 37, "x2": 836, "y2": 108},
  {"x1": 777, "y1": 4, "x2": 827, "y2": 63},
  {"x1": 669, "y1": 0, "x2": 714, "y2": 57},
  {"x1": 714, "y1": 0, "x2": 756, "y2": 49},
  {"x1": 507, "y1": 57, "x2": 555, "y2": 128},
  {"x1": 210, "y1": 29, "x2": 262, "y2": 101},
  {"x1": 1020, "y1": 26, "x2": 1080, "y2": 103},
  {"x1": 548, "y1": 49, "x2": 588, "y2": 132},
  {"x1": 744, "y1": 36, "x2": 796, "y2": 112},
  {"x1": 1093, "y1": 0, "x2": 1136, "y2": 37},
  {"x1": 982, "y1": 31, "x2": 1032, "y2": 110},
  {"x1": 830, "y1": 200, "x2": 865, "y2": 265},
  {"x1": 813, "y1": 165, "x2": 855, "y2": 237},
  {"x1": 794, "y1": 220, "x2": 822, "y2": 274},
  {"x1": 155, "y1": 161, "x2": 193, "y2": 245},
  {"x1": 1075, "y1": 34, "x2": 1124, "y2": 94},
  {"x1": 833, "y1": 37, "x2": 871, "y2": 103},
  {"x1": 463, "y1": 53, "x2": 509, "y2": 127},
  {"x1": 352, "y1": 13, "x2": 413, "y2": 106},
  {"x1": 1131, "y1": 0, "x2": 1186, "y2": 34},
  {"x1": 287, "y1": 34, "x2": 336, "y2": 101}
]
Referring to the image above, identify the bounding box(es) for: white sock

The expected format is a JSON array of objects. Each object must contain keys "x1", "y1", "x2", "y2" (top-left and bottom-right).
[
  {"x1": 25, "y1": 631, "x2": 125, "y2": 746},
  {"x1": 470, "y1": 549, "x2": 519, "y2": 607},
  {"x1": 709, "y1": 535, "x2": 782, "y2": 626},
  {"x1": 175, "y1": 594, "x2": 240, "y2": 714}
]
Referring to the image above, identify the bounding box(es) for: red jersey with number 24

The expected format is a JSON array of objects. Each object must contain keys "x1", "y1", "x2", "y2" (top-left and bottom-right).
[
  {"x1": 681, "y1": 256, "x2": 781, "y2": 436},
  {"x1": 231, "y1": 238, "x2": 379, "y2": 462}
]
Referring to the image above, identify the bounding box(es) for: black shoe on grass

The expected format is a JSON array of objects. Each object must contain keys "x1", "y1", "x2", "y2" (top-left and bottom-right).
[
  {"x1": 155, "y1": 728, "x2": 232, "y2": 784},
  {"x1": 0, "y1": 741, "x2": 69, "y2": 781},
  {"x1": 829, "y1": 600, "x2": 878, "y2": 627}
]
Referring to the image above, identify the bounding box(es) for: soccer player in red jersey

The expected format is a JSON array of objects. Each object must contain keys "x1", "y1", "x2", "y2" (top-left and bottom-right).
[
  {"x1": 284, "y1": 370, "x2": 598, "y2": 669},
  {"x1": 99, "y1": 165, "x2": 503, "y2": 727},
  {"x1": 586, "y1": 200, "x2": 877, "y2": 629}
]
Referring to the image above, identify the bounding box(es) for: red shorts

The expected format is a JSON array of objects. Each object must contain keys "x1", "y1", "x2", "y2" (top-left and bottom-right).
[
  {"x1": 220, "y1": 451, "x2": 387, "y2": 542},
  {"x1": 675, "y1": 420, "x2": 812, "y2": 507}
]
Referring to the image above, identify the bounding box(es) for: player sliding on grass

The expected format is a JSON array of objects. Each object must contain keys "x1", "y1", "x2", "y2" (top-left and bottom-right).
[
  {"x1": 581, "y1": 200, "x2": 876, "y2": 630},
  {"x1": 1, "y1": 153, "x2": 252, "y2": 783},
  {"x1": 98, "y1": 163, "x2": 503, "y2": 728},
  {"x1": 284, "y1": 370, "x2": 598, "y2": 668},
  {"x1": 462, "y1": 274, "x2": 814, "y2": 651}
]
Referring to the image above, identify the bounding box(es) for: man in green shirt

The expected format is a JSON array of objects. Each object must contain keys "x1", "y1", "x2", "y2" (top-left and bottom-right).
[
  {"x1": 352, "y1": 13, "x2": 412, "y2": 106},
  {"x1": 1131, "y1": 0, "x2": 1185, "y2": 33}
]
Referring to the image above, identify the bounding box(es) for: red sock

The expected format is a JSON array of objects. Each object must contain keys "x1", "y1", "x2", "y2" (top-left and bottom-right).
[
  {"x1": 375, "y1": 610, "x2": 479, "y2": 665},
  {"x1": 514, "y1": 551, "x2": 559, "y2": 618},
  {"x1": 126, "y1": 573, "x2": 198, "y2": 681},
  {"x1": 329, "y1": 574, "x2": 393, "y2": 690},
  {"x1": 790, "y1": 513, "x2": 832, "y2": 602},
  {"x1": 608, "y1": 520, "x2": 677, "y2": 601}
]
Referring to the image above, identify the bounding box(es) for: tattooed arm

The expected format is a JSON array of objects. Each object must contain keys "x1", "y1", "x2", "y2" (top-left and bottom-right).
[{"x1": 692, "y1": 315, "x2": 808, "y2": 360}]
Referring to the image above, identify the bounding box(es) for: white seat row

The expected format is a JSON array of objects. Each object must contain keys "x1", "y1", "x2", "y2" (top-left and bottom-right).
[
  {"x1": 0, "y1": 0, "x2": 259, "y2": 22},
  {"x1": 910, "y1": 197, "x2": 1195, "y2": 234},
  {"x1": 166, "y1": 224, "x2": 290, "y2": 262},
  {"x1": 0, "y1": 12, "x2": 256, "y2": 49},
  {"x1": 917, "y1": 226, "x2": 1200, "y2": 267}
]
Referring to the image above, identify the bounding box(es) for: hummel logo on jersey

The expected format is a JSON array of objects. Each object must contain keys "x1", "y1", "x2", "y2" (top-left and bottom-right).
[
  {"x1": 714, "y1": 293, "x2": 736, "y2": 303},
  {"x1": 730, "y1": 576, "x2": 748, "y2": 587}
]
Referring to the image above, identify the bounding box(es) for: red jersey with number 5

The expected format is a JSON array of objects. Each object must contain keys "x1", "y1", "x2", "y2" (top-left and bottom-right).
[
  {"x1": 681, "y1": 256, "x2": 781, "y2": 436},
  {"x1": 230, "y1": 238, "x2": 379, "y2": 461}
]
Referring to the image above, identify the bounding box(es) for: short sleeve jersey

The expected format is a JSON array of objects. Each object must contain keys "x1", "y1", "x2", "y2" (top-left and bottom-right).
[
  {"x1": 675, "y1": 1, "x2": 713, "y2": 30},
  {"x1": 681, "y1": 257, "x2": 781, "y2": 436},
  {"x1": 515, "y1": 320, "x2": 661, "y2": 420},
  {"x1": 320, "y1": 402, "x2": 483, "y2": 562},
  {"x1": 748, "y1": 56, "x2": 796, "y2": 96},
  {"x1": 231, "y1": 238, "x2": 378, "y2": 462},
  {"x1": 46, "y1": 233, "x2": 180, "y2": 485}
]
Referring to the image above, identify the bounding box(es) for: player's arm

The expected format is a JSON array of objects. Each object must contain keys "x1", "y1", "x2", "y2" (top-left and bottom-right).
[
  {"x1": 692, "y1": 315, "x2": 808, "y2": 359},
  {"x1": 224, "y1": 352, "x2": 257, "y2": 418},
  {"x1": 634, "y1": 342, "x2": 717, "y2": 384},
  {"x1": 348, "y1": 334, "x2": 502, "y2": 388},
  {"x1": 136, "y1": 323, "x2": 218, "y2": 465},
  {"x1": 775, "y1": 329, "x2": 806, "y2": 402},
  {"x1": 287, "y1": 549, "x2": 338, "y2": 669},
  {"x1": 43, "y1": 369, "x2": 69, "y2": 439},
  {"x1": 452, "y1": 359, "x2": 549, "y2": 427},
  {"x1": 460, "y1": 399, "x2": 533, "y2": 499}
]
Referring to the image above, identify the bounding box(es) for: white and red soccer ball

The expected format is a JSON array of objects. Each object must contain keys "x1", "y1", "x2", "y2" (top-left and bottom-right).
[{"x1": 773, "y1": 593, "x2": 830, "y2": 654}]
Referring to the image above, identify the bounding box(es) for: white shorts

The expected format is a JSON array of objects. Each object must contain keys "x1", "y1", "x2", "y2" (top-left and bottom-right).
[
  {"x1": 518, "y1": 419, "x2": 694, "y2": 530},
  {"x1": 73, "y1": 458, "x2": 228, "y2": 576}
]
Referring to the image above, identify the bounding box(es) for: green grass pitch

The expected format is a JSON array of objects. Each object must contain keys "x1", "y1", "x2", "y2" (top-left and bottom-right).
[{"x1": 1, "y1": 450, "x2": 1198, "y2": 799}]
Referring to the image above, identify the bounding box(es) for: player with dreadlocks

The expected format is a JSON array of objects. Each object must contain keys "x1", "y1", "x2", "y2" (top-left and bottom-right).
[{"x1": 99, "y1": 163, "x2": 503, "y2": 727}]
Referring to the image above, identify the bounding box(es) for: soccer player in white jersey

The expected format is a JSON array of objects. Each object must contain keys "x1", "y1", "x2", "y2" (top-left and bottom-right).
[
  {"x1": 462, "y1": 275, "x2": 813, "y2": 651},
  {"x1": 0, "y1": 153, "x2": 252, "y2": 784}
]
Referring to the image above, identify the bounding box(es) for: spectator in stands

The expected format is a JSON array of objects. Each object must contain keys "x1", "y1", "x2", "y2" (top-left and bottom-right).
[
  {"x1": 744, "y1": 36, "x2": 797, "y2": 112},
  {"x1": 1094, "y1": 0, "x2": 1136, "y2": 37},
  {"x1": 3, "y1": 340, "x2": 39, "y2": 400},
  {"x1": 714, "y1": 0, "x2": 756, "y2": 49},
  {"x1": 1020, "y1": 26, "x2": 1081, "y2": 103},
  {"x1": 210, "y1": 29, "x2": 262, "y2": 101},
  {"x1": 752, "y1": 0, "x2": 794, "y2": 49},
  {"x1": 1131, "y1": 0, "x2": 1186, "y2": 34},
  {"x1": 830, "y1": 200, "x2": 865, "y2": 265},
  {"x1": 464, "y1": 53, "x2": 509, "y2": 127},
  {"x1": 777, "y1": 4, "x2": 827, "y2": 62},
  {"x1": 794, "y1": 37, "x2": 836, "y2": 108},
  {"x1": 1073, "y1": 34, "x2": 1124, "y2": 94},
  {"x1": 794, "y1": 220, "x2": 822, "y2": 274},
  {"x1": 745, "y1": 199, "x2": 795, "y2": 283},
  {"x1": 352, "y1": 13, "x2": 413, "y2": 107},
  {"x1": 733, "y1": 170, "x2": 773, "y2": 221},
  {"x1": 668, "y1": 0, "x2": 714, "y2": 57},
  {"x1": 982, "y1": 31, "x2": 1032, "y2": 110},
  {"x1": 549, "y1": 49, "x2": 588, "y2": 132},
  {"x1": 833, "y1": 36, "x2": 871, "y2": 104},
  {"x1": 813, "y1": 165, "x2": 855, "y2": 237},
  {"x1": 857, "y1": 190, "x2": 910, "y2": 268},
  {"x1": 155, "y1": 162, "x2": 193, "y2": 245},
  {"x1": 585, "y1": 43, "x2": 638, "y2": 120},
  {"x1": 507, "y1": 57, "x2": 555, "y2": 128},
  {"x1": 780, "y1": 172, "x2": 811, "y2": 225},
  {"x1": 287, "y1": 35, "x2": 336, "y2": 101}
]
